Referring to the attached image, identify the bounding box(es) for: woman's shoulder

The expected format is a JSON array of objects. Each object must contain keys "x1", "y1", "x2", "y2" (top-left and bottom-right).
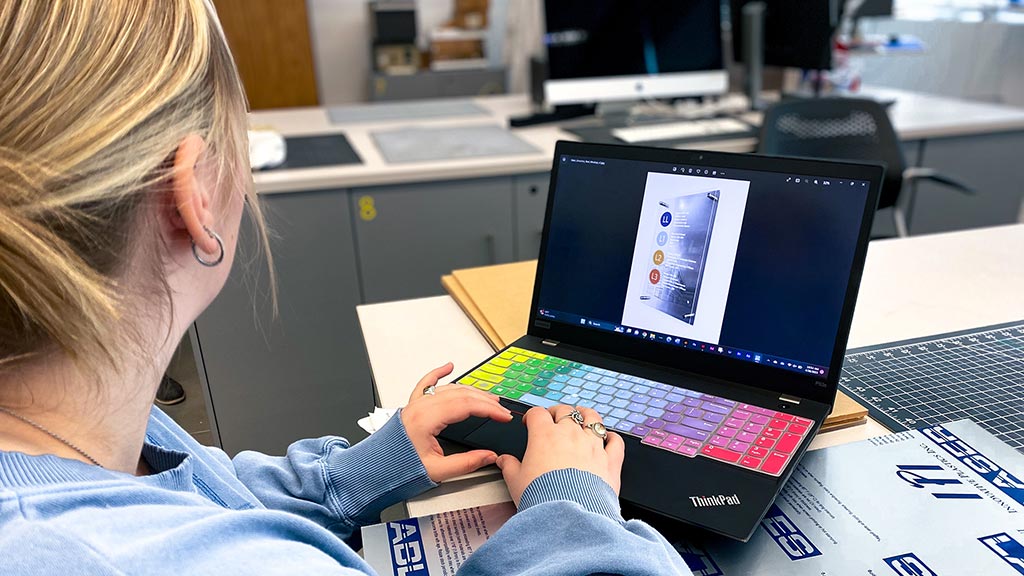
[
  {"x1": 0, "y1": 486, "x2": 182, "y2": 573},
  {"x1": 0, "y1": 517, "x2": 125, "y2": 575}
]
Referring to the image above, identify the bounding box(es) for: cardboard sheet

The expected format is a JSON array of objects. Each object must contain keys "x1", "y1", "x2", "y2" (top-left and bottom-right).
[
  {"x1": 440, "y1": 274, "x2": 502, "y2": 349},
  {"x1": 448, "y1": 261, "x2": 536, "y2": 349}
]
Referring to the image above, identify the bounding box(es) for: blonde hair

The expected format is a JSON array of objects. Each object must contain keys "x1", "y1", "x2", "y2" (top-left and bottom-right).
[{"x1": 0, "y1": 0, "x2": 271, "y2": 370}]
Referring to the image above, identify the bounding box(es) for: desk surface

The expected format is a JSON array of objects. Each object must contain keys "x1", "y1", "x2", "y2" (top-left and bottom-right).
[
  {"x1": 358, "y1": 224, "x2": 1024, "y2": 516},
  {"x1": 252, "y1": 87, "x2": 1024, "y2": 194}
]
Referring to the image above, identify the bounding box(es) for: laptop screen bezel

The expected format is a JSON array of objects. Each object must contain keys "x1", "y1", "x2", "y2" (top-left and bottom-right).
[{"x1": 527, "y1": 140, "x2": 883, "y2": 407}]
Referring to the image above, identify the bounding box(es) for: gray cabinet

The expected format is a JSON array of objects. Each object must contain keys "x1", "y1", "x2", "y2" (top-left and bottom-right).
[
  {"x1": 513, "y1": 173, "x2": 550, "y2": 260},
  {"x1": 909, "y1": 130, "x2": 1024, "y2": 235},
  {"x1": 192, "y1": 189, "x2": 371, "y2": 455},
  {"x1": 352, "y1": 178, "x2": 515, "y2": 303},
  {"x1": 369, "y1": 68, "x2": 507, "y2": 102}
]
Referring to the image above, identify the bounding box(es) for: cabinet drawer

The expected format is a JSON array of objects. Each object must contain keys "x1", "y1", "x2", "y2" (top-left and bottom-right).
[{"x1": 352, "y1": 177, "x2": 515, "y2": 303}]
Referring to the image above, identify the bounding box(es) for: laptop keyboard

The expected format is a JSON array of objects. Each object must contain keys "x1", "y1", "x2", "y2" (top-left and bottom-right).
[{"x1": 455, "y1": 346, "x2": 814, "y2": 477}]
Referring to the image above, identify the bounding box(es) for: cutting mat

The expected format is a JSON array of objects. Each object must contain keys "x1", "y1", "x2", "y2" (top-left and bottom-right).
[
  {"x1": 372, "y1": 125, "x2": 539, "y2": 164},
  {"x1": 840, "y1": 321, "x2": 1024, "y2": 451}
]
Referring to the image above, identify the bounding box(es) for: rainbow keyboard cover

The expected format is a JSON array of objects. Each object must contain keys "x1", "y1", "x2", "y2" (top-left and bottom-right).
[{"x1": 457, "y1": 346, "x2": 814, "y2": 477}]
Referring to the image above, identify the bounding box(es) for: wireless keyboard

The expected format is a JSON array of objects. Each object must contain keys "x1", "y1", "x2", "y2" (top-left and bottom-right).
[{"x1": 456, "y1": 347, "x2": 814, "y2": 477}]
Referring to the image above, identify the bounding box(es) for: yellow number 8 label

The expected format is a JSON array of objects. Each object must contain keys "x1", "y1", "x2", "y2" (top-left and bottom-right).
[{"x1": 358, "y1": 195, "x2": 377, "y2": 221}]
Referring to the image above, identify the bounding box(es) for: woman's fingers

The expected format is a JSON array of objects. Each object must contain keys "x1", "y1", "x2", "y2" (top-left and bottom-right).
[
  {"x1": 495, "y1": 453, "x2": 524, "y2": 505},
  {"x1": 604, "y1": 431, "x2": 625, "y2": 470},
  {"x1": 423, "y1": 394, "x2": 513, "y2": 430},
  {"x1": 523, "y1": 406, "x2": 556, "y2": 430},
  {"x1": 603, "y1": 432, "x2": 625, "y2": 493},
  {"x1": 410, "y1": 362, "x2": 455, "y2": 400},
  {"x1": 548, "y1": 404, "x2": 578, "y2": 425},
  {"x1": 576, "y1": 406, "x2": 603, "y2": 426},
  {"x1": 495, "y1": 453, "x2": 521, "y2": 474},
  {"x1": 433, "y1": 383, "x2": 503, "y2": 404},
  {"x1": 428, "y1": 449, "x2": 498, "y2": 483}
]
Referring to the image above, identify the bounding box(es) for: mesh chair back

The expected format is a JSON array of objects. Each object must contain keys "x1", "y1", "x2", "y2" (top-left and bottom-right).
[{"x1": 757, "y1": 98, "x2": 903, "y2": 209}]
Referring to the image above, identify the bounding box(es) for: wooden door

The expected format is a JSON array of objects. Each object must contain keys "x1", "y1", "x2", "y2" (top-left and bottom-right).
[{"x1": 212, "y1": 0, "x2": 319, "y2": 109}]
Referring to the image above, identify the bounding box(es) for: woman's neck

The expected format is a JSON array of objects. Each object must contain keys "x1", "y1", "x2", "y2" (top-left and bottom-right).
[{"x1": 0, "y1": 337, "x2": 176, "y2": 475}]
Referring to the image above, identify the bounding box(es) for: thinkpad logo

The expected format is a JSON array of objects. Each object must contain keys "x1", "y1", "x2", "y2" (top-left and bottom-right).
[{"x1": 690, "y1": 494, "x2": 741, "y2": 508}]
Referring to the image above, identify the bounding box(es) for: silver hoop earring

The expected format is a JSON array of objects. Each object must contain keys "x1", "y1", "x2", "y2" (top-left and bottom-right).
[{"x1": 191, "y1": 226, "x2": 225, "y2": 267}]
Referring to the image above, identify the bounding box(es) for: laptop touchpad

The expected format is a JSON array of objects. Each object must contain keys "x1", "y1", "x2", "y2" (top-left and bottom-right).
[{"x1": 463, "y1": 415, "x2": 528, "y2": 460}]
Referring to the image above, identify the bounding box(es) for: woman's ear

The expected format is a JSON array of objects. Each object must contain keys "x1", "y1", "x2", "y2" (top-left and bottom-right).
[{"x1": 170, "y1": 134, "x2": 218, "y2": 254}]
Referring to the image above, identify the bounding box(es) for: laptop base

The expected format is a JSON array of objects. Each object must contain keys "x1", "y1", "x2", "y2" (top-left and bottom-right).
[{"x1": 440, "y1": 335, "x2": 829, "y2": 541}]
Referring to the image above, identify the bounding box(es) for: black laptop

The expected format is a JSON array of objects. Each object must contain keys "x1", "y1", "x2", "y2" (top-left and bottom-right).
[{"x1": 440, "y1": 141, "x2": 882, "y2": 541}]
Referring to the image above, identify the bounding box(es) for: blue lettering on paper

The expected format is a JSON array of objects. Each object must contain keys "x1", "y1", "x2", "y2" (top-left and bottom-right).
[
  {"x1": 884, "y1": 553, "x2": 937, "y2": 576},
  {"x1": 922, "y1": 425, "x2": 1024, "y2": 506},
  {"x1": 387, "y1": 519, "x2": 430, "y2": 576},
  {"x1": 761, "y1": 504, "x2": 822, "y2": 560},
  {"x1": 895, "y1": 464, "x2": 982, "y2": 500},
  {"x1": 675, "y1": 541, "x2": 725, "y2": 576},
  {"x1": 979, "y1": 533, "x2": 1024, "y2": 575}
]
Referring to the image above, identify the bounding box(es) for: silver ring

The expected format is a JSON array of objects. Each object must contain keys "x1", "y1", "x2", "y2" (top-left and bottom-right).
[
  {"x1": 422, "y1": 384, "x2": 436, "y2": 396},
  {"x1": 556, "y1": 408, "x2": 585, "y2": 427},
  {"x1": 586, "y1": 422, "x2": 608, "y2": 441},
  {"x1": 191, "y1": 226, "x2": 225, "y2": 267}
]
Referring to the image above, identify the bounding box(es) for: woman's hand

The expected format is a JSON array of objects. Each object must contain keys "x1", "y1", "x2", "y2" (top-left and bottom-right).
[
  {"x1": 401, "y1": 362, "x2": 514, "y2": 483},
  {"x1": 496, "y1": 405, "x2": 625, "y2": 506}
]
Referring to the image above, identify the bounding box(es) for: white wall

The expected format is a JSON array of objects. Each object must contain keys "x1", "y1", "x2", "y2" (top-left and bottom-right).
[
  {"x1": 306, "y1": 0, "x2": 457, "y2": 104},
  {"x1": 306, "y1": 0, "x2": 522, "y2": 105},
  {"x1": 857, "y1": 17, "x2": 1024, "y2": 106}
]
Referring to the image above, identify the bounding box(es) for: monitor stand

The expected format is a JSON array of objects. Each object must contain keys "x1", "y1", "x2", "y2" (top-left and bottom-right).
[
  {"x1": 741, "y1": 2, "x2": 767, "y2": 111},
  {"x1": 561, "y1": 102, "x2": 757, "y2": 147},
  {"x1": 508, "y1": 104, "x2": 595, "y2": 128}
]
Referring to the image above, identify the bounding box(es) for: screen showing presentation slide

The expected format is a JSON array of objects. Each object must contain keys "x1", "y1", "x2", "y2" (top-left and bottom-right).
[
  {"x1": 622, "y1": 172, "x2": 749, "y2": 344},
  {"x1": 536, "y1": 154, "x2": 870, "y2": 376}
]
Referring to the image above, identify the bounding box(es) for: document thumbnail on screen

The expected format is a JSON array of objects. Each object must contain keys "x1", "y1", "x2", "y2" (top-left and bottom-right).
[{"x1": 622, "y1": 172, "x2": 749, "y2": 344}]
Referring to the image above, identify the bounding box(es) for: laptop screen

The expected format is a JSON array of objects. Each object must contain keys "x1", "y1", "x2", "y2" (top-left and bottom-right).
[{"x1": 535, "y1": 152, "x2": 873, "y2": 380}]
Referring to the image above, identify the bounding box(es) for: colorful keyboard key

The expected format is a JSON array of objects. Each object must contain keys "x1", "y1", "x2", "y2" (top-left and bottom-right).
[
  {"x1": 701, "y1": 445, "x2": 742, "y2": 463},
  {"x1": 760, "y1": 452, "x2": 789, "y2": 475},
  {"x1": 775, "y1": 433, "x2": 802, "y2": 454},
  {"x1": 740, "y1": 456, "x2": 762, "y2": 470},
  {"x1": 676, "y1": 445, "x2": 699, "y2": 457}
]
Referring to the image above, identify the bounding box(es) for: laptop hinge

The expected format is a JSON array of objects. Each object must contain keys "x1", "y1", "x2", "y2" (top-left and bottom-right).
[
  {"x1": 541, "y1": 339, "x2": 559, "y2": 347},
  {"x1": 778, "y1": 395, "x2": 802, "y2": 405}
]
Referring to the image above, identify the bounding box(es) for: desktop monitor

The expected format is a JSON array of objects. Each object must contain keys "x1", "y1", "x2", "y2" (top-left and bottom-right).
[
  {"x1": 852, "y1": 0, "x2": 893, "y2": 18},
  {"x1": 731, "y1": 0, "x2": 843, "y2": 71},
  {"x1": 542, "y1": 0, "x2": 728, "y2": 106}
]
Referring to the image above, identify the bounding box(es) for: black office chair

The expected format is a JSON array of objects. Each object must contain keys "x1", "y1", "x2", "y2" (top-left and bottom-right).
[{"x1": 757, "y1": 98, "x2": 973, "y2": 237}]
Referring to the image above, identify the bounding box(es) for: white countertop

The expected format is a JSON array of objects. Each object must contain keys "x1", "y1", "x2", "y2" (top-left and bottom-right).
[
  {"x1": 251, "y1": 88, "x2": 1024, "y2": 194},
  {"x1": 360, "y1": 223, "x2": 1024, "y2": 409},
  {"x1": 357, "y1": 224, "x2": 1024, "y2": 517}
]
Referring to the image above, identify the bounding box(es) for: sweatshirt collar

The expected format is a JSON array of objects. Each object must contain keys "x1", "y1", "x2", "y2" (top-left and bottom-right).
[{"x1": 0, "y1": 441, "x2": 195, "y2": 492}]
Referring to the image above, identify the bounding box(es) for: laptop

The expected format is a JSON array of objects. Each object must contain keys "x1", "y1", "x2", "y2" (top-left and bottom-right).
[{"x1": 440, "y1": 141, "x2": 882, "y2": 541}]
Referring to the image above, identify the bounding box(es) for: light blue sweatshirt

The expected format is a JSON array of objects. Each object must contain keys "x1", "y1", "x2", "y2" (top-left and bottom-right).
[{"x1": 0, "y1": 407, "x2": 692, "y2": 575}]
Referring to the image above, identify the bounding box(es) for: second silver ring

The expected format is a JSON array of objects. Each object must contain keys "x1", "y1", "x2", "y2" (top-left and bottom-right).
[{"x1": 585, "y1": 421, "x2": 609, "y2": 441}]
